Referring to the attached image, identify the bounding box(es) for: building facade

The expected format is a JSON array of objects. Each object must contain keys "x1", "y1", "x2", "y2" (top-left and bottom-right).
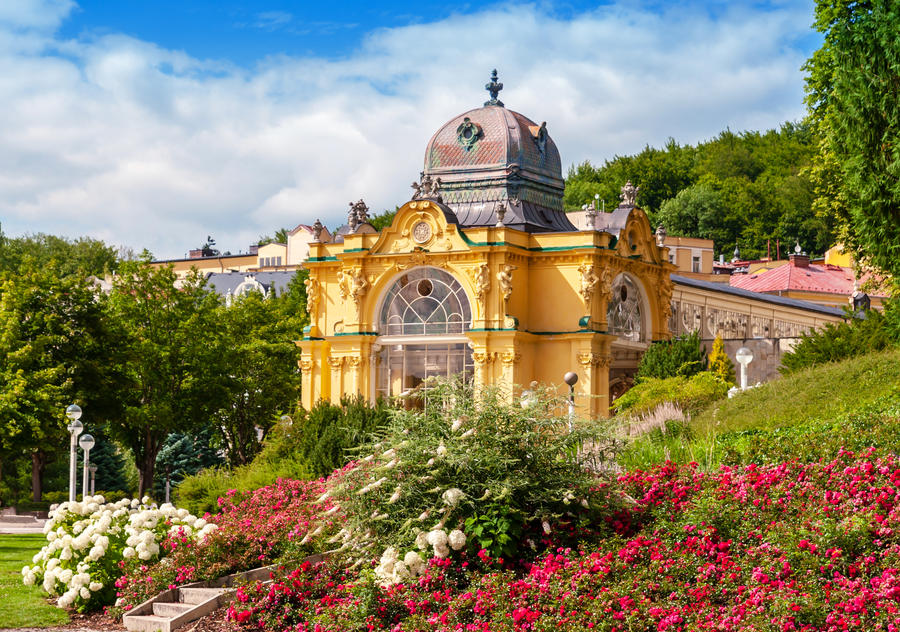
[{"x1": 297, "y1": 74, "x2": 675, "y2": 417}]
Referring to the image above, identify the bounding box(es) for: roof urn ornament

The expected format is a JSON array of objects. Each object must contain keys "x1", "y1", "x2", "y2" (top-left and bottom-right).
[
  {"x1": 311, "y1": 219, "x2": 324, "y2": 242},
  {"x1": 484, "y1": 69, "x2": 504, "y2": 107},
  {"x1": 655, "y1": 224, "x2": 667, "y2": 247},
  {"x1": 495, "y1": 202, "x2": 506, "y2": 227},
  {"x1": 411, "y1": 172, "x2": 443, "y2": 202},
  {"x1": 732, "y1": 243, "x2": 741, "y2": 263},
  {"x1": 620, "y1": 180, "x2": 640, "y2": 206},
  {"x1": 794, "y1": 240, "x2": 803, "y2": 255},
  {"x1": 582, "y1": 200, "x2": 598, "y2": 230}
]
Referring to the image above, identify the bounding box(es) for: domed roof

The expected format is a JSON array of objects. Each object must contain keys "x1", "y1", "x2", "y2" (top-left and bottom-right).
[
  {"x1": 418, "y1": 71, "x2": 573, "y2": 233},
  {"x1": 423, "y1": 106, "x2": 562, "y2": 184}
]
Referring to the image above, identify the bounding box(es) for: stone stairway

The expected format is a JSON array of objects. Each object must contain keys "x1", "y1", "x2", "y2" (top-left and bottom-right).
[
  {"x1": 123, "y1": 555, "x2": 326, "y2": 632},
  {"x1": 122, "y1": 567, "x2": 273, "y2": 632}
]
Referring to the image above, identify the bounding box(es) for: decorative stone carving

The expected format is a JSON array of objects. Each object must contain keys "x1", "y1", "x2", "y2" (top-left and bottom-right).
[
  {"x1": 304, "y1": 276, "x2": 320, "y2": 320},
  {"x1": 327, "y1": 356, "x2": 344, "y2": 371},
  {"x1": 469, "y1": 263, "x2": 491, "y2": 310},
  {"x1": 578, "y1": 352, "x2": 609, "y2": 368},
  {"x1": 472, "y1": 350, "x2": 495, "y2": 365},
  {"x1": 337, "y1": 270, "x2": 350, "y2": 301},
  {"x1": 495, "y1": 202, "x2": 506, "y2": 227},
  {"x1": 299, "y1": 358, "x2": 314, "y2": 372},
  {"x1": 311, "y1": 219, "x2": 324, "y2": 242},
  {"x1": 347, "y1": 356, "x2": 362, "y2": 370},
  {"x1": 411, "y1": 173, "x2": 442, "y2": 202},
  {"x1": 657, "y1": 275, "x2": 673, "y2": 323},
  {"x1": 412, "y1": 221, "x2": 432, "y2": 244},
  {"x1": 348, "y1": 199, "x2": 369, "y2": 230},
  {"x1": 348, "y1": 268, "x2": 368, "y2": 309},
  {"x1": 484, "y1": 69, "x2": 504, "y2": 107},
  {"x1": 620, "y1": 180, "x2": 640, "y2": 206},
  {"x1": 533, "y1": 121, "x2": 548, "y2": 155},
  {"x1": 500, "y1": 351, "x2": 521, "y2": 365},
  {"x1": 497, "y1": 264, "x2": 516, "y2": 304},
  {"x1": 577, "y1": 263, "x2": 599, "y2": 308},
  {"x1": 655, "y1": 224, "x2": 667, "y2": 247},
  {"x1": 456, "y1": 117, "x2": 483, "y2": 151}
]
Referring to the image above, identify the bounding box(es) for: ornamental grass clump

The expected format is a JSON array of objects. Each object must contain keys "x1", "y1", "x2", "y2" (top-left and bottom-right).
[
  {"x1": 326, "y1": 378, "x2": 616, "y2": 578},
  {"x1": 22, "y1": 494, "x2": 213, "y2": 612}
]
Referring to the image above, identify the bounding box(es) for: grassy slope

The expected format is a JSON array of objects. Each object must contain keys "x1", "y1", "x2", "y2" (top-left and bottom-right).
[
  {"x1": 618, "y1": 347, "x2": 900, "y2": 470},
  {"x1": 0, "y1": 533, "x2": 69, "y2": 629}
]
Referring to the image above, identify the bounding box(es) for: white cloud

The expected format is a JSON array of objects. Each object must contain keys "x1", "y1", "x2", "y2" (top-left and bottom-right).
[{"x1": 0, "y1": 1, "x2": 816, "y2": 258}]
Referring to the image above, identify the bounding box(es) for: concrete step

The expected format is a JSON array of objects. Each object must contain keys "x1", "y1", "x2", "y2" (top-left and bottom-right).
[
  {"x1": 152, "y1": 602, "x2": 195, "y2": 617},
  {"x1": 123, "y1": 614, "x2": 173, "y2": 632},
  {"x1": 0, "y1": 515, "x2": 39, "y2": 524},
  {"x1": 178, "y1": 587, "x2": 224, "y2": 605}
]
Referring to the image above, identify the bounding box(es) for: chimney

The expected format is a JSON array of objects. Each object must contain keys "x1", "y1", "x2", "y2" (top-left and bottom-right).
[{"x1": 789, "y1": 240, "x2": 809, "y2": 267}]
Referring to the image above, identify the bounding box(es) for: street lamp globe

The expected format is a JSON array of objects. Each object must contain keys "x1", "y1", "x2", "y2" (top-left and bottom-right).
[
  {"x1": 735, "y1": 347, "x2": 754, "y2": 366},
  {"x1": 79, "y1": 434, "x2": 95, "y2": 451},
  {"x1": 65, "y1": 404, "x2": 82, "y2": 421}
]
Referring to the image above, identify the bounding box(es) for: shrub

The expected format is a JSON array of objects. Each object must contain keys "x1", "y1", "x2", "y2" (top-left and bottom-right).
[
  {"x1": 325, "y1": 379, "x2": 615, "y2": 574},
  {"x1": 614, "y1": 371, "x2": 729, "y2": 417},
  {"x1": 176, "y1": 396, "x2": 390, "y2": 514},
  {"x1": 708, "y1": 334, "x2": 736, "y2": 385},
  {"x1": 780, "y1": 307, "x2": 895, "y2": 373},
  {"x1": 636, "y1": 330, "x2": 707, "y2": 379},
  {"x1": 112, "y1": 478, "x2": 337, "y2": 614},
  {"x1": 22, "y1": 495, "x2": 212, "y2": 612}
]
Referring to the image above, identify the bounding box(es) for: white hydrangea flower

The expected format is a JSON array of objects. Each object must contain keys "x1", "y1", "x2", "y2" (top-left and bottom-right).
[
  {"x1": 448, "y1": 529, "x2": 466, "y2": 551},
  {"x1": 441, "y1": 488, "x2": 465, "y2": 508}
]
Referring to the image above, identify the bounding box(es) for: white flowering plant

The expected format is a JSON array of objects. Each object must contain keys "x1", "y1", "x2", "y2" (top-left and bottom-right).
[
  {"x1": 328, "y1": 378, "x2": 615, "y2": 577},
  {"x1": 21, "y1": 494, "x2": 215, "y2": 612}
]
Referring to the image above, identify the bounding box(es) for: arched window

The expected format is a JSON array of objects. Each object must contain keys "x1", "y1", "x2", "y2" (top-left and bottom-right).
[
  {"x1": 607, "y1": 274, "x2": 644, "y2": 342},
  {"x1": 379, "y1": 267, "x2": 471, "y2": 336},
  {"x1": 375, "y1": 268, "x2": 473, "y2": 399}
]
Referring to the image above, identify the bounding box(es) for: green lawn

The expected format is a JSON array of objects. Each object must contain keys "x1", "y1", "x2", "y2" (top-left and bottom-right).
[{"x1": 0, "y1": 533, "x2": 69, "y2": 629}]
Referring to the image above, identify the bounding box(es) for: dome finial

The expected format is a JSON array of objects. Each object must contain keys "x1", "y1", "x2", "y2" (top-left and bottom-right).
[{"x1": 484, "y1": 69, "x2": 504, "y2": 107}]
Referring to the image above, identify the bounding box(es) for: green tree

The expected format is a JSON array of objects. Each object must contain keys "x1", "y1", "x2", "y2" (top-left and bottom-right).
[
  {"x1": 636, "y1": 330, "x2": 708, "y2": 380},
  {"x1": 0, "y1": 234, "x2": 118, "y2": 277},
  {"x1": 0, "y1": 262, "x2": 115, "y2": 501},
  {"x1": 708, "y1": 335, "x2": 737, "y2": 386},
  {"x1": 153, "y1": 427, "x2": 223, "y2": 499},
  {"x1": 804, "y1": 0, "x2": 900, "y2": 278},
  {"x1": 211, "y1": 290, "x2": 302, "y2": 467},
  {"x1": 106, "y1": 259, "x2": 223, "y2": 497}
]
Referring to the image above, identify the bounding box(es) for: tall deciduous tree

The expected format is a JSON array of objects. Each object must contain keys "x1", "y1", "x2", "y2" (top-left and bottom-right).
[
  {"x1": 211, "y1": 288, "x2": 303, "y2": 467},
  {"x1": 0, "y1": 261, "x2": 114, "y2": 501},
  {"x1": 804, "y1": 0, "x2": 900, "y2": 279},
  {"x1": 106, "y1": 259, "x2": 222, "y2": 497}
]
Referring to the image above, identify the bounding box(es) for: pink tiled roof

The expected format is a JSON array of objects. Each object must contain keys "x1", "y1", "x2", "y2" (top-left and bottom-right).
[{"x1": 730, "y1": 262, "x2": 857, "y2": 295}]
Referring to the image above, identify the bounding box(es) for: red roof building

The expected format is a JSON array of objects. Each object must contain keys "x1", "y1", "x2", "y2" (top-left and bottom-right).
[{"x1": 729, "y1": 252, "x2": 886, "y2": 309}]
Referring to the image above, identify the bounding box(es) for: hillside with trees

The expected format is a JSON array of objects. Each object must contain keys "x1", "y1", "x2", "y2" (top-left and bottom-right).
[{"x1": 564, "y1": 122, "x2": 837, "y2": 260}]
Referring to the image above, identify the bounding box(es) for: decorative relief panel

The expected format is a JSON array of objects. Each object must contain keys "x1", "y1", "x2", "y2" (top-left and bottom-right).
[{"x1": 577, "y1": 263, "x2": 599, "y2": 308}]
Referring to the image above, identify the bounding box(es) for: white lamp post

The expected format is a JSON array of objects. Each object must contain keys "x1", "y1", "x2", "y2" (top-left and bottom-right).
[
  {"x1": 563, "y1": 371, "x2": 578, "y2": 431},
  {"x1": 88, "y1": 464, "x2": 98, "y2": 496},
  {"x1": 79, "y1": 433, "x2": 95, "y2": 500},
  {"x1": 65, "y1": 405, "x2": 83, "y2": 503},
  {"x1": 735, "y1": 347, "x2": 754, "y2": 390}
]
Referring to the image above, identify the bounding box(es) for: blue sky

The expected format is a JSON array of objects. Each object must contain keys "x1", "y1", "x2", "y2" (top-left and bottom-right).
[{"x1": 1, "y1": 0, "x2": 820, "y2": 258}]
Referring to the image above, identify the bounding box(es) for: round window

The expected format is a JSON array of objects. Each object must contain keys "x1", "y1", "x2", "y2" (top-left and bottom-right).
[{"x1": 417, "y1": 279, "x2": 433, "y2": 297}]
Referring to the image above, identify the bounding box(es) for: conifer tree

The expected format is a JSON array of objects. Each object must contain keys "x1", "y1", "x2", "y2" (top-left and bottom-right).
[{"x1": 708, "y1": 335, "x2": 736, "y2": 385}]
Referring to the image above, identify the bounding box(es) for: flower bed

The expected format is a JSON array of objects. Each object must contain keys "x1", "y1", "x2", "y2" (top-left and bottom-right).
[
  {"x1": 22, "y1": 495, "x2": 213, "y2": 612},
  {"x1": 226, "y1": 450, "x2": 900, "y2": 631}
]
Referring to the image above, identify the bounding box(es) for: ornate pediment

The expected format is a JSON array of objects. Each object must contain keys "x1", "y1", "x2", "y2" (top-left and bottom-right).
[{"x1": 368, "y1": 200, "x2": 467, "y2": 256}]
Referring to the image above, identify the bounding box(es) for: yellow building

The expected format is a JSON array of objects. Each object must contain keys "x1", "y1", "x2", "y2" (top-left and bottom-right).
[{"x1": 297, "y1": 73, "x2": 674, "y2": 418}]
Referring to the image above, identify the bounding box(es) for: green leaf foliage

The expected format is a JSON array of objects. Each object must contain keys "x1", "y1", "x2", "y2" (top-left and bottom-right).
[
  {"x1": 780, "y1": 307, "x2": 897, "y2": 373},
  {"x1": 636, "y1": 330, "x2": 707, "y2": 380},
  {"x1": 804, "y1": 0, "x2": 900, "y2": 278},
  {"x1": 565, "y1": 123, "x2": 831, "y2": 259},
  {"x1": 613, "y1": 372, "x2": 730, "y2": 417}
]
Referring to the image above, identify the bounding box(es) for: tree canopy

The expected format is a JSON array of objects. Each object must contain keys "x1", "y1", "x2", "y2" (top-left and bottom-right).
[
  {"x1": 565, "y1": 123, "x2": 833, "y2": 260},
  {"x1": 803, "y1": 0, "x2": 900, "y2": 280}
]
